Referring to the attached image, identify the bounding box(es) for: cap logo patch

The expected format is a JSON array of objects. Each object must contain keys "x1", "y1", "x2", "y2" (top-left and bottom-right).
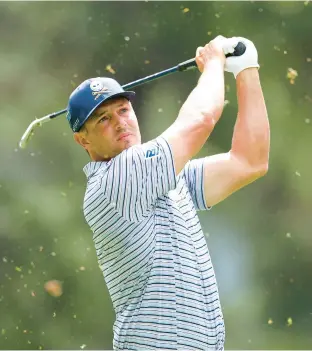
[{"x1": 90, "y1": 79, "x2": 111, "y2": 100}]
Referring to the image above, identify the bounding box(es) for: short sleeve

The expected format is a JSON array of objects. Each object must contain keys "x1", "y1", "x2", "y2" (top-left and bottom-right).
[
  {"x1": 99, "y1": 136, "x2": 177, "y2": 222},
  {"x1": 183, "y1": 158, "x2": 211, "y2": 211}
]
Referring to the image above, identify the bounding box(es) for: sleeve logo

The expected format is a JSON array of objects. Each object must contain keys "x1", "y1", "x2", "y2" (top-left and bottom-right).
[{"x1": 145, "y1": 147, "x2": 159, "y2": 159}]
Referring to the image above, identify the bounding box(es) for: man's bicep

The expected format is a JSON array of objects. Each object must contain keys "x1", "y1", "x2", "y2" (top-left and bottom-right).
[
  {"x1": 161, "y1": 118, "x2": 213, "y2": 176},
  {"x1": 203, "y1": 151, "x2": 260, "y2": 207}
]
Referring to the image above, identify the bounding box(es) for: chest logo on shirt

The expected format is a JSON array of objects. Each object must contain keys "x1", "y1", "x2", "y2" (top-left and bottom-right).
[{"x1": 145, "y1": 147, "x2": 159, "y2": 159}]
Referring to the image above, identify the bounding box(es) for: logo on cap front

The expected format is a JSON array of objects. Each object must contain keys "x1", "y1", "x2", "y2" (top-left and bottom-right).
[{"x1": 90, "y1": 79, "x2": 111, "y2": 100}]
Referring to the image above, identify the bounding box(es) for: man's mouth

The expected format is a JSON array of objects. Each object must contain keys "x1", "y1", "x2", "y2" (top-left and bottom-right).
[{"x1": 117, "y1": 132, "x2": 132, "y2": 141}]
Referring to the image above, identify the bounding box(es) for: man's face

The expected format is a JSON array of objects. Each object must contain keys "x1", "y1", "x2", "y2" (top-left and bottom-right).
[{"x1": 75, "y1": 97, "x2": 141, "y2": 160}]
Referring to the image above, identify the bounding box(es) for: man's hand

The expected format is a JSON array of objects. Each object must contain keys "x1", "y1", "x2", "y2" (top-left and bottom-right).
[
  {"x1": 225, "y1": 37, "x2": 260, "y2": 78},
  {"x1": 195, "y1": 35, "x2": 227, "y2": 73}
]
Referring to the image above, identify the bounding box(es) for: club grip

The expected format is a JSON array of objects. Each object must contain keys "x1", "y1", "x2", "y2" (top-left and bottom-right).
[
  {"x1": 178, "y1": 41, "x2": 246, "y2": 71},
  {"x1": 177, "y1": 58, "x2": 198, "y2": 72},
  {"x1": 225, "y1": 41, "x2": 246, "y2": 58}
]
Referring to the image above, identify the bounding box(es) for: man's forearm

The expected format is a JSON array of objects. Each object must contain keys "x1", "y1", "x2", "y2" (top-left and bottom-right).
[
  {"x1": 231, "y1": 68, "x2": 270, "y2": 171},
  {"x1": 177, "y1": 58, "x2": 225, "y2": 131}
]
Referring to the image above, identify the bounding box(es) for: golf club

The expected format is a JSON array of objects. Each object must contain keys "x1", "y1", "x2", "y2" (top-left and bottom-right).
[{"x1": 19, "y1": 42, "x2": 246, "y2": 149}]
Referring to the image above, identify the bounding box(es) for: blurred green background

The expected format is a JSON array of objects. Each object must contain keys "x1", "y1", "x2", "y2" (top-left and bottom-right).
[{"x1": 1, "y1": 1, "x2": 312, "y2": 349}]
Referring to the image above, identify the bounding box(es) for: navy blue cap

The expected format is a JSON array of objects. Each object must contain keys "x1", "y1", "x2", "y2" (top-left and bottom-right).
[{"x1": 66, "y1": 77, "x2": 136, "y2": 132}]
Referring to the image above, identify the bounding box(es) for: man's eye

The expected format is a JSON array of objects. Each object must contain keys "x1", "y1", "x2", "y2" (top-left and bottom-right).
[
  {"x1": 99, "y1": 116, "x2": 108, "y2": 123},
  {"x1": 120, "y1": 108, "x2": 128, "y2": 113}
]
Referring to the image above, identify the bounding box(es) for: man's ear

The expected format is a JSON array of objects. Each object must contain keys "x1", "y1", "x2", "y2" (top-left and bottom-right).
[{"x1": 73, "y1": 132, "x2": 90, "y2": 150}]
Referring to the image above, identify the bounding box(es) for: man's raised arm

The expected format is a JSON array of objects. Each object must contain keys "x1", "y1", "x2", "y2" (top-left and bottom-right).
[
  {"x1": 199, "y1": 37, "x2": 270, "y2": 207},
  {"x1": 161, "y1": 35, "x2": 228, "y2": 175}
]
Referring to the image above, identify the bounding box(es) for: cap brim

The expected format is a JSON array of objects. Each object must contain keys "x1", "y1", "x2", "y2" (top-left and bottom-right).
[
  {"x1": 77, "y1": 91, "x2": 136, "y2": 131},
  {"x1": 104, "y1": 91, "x2": 136, "y2": 103}
]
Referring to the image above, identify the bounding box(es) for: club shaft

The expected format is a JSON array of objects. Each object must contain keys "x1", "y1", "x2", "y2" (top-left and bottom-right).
[
  {"x1": 123, "y1": 65, "x2": 181, "y2": 90},
  {"x1": 50, "y1": 108, "x2": 67, "y2": 119}
]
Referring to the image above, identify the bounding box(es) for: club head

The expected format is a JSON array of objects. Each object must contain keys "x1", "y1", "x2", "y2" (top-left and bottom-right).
[{"x1": 19, "y1": 115, "x2": 52, "y2": 149}]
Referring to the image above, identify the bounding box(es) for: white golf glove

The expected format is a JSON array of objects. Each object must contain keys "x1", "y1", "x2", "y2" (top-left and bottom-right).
[{"x1": 223, "y1": 37, "x2": 259, "y2": 78}]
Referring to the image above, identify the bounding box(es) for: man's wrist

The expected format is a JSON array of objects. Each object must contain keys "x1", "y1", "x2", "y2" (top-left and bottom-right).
[
  {"x1": 236, "y1": 67, "x2": 260, "y2": 81},
  {"x1": 203, "y1": 56, "x2": 225, "y2": 71}
]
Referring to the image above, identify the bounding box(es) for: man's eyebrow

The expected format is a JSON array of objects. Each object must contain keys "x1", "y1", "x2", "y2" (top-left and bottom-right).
[
  {"x1": 93, "y1": 102, "x2": 127, "y2": 118},
  {"x1": 115, "y1": 102, "x2": 127, "y2": 108},
  {"x1": 93, "y1": 109, "x2": 107, "y2": 118}
]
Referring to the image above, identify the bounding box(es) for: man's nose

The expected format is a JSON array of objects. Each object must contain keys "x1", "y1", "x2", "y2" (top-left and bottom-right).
[{"x1": 113, "y1": 112, "x2": 127, "y2": 130}]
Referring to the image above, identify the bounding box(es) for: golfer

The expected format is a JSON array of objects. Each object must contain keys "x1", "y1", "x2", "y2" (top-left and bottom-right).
[{"x1": 66, "y1": 35, "x2": 270, "y2": 350}]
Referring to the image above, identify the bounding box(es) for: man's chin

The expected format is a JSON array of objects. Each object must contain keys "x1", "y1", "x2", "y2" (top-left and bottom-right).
[
  {"x1": 99, "y1": 139, "x2": 141, "y2": 160},
  {"x1": 121, "y1": 137, "x2": 140, "y2": 148},
  {"x1": 109, "y1": 140, "x2": 140, "y2": 158}
]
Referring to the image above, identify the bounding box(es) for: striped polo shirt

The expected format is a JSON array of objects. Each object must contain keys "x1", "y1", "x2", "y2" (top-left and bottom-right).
[{"x1": 83, "y1": 136, "x2": 225, "y2": 350}]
